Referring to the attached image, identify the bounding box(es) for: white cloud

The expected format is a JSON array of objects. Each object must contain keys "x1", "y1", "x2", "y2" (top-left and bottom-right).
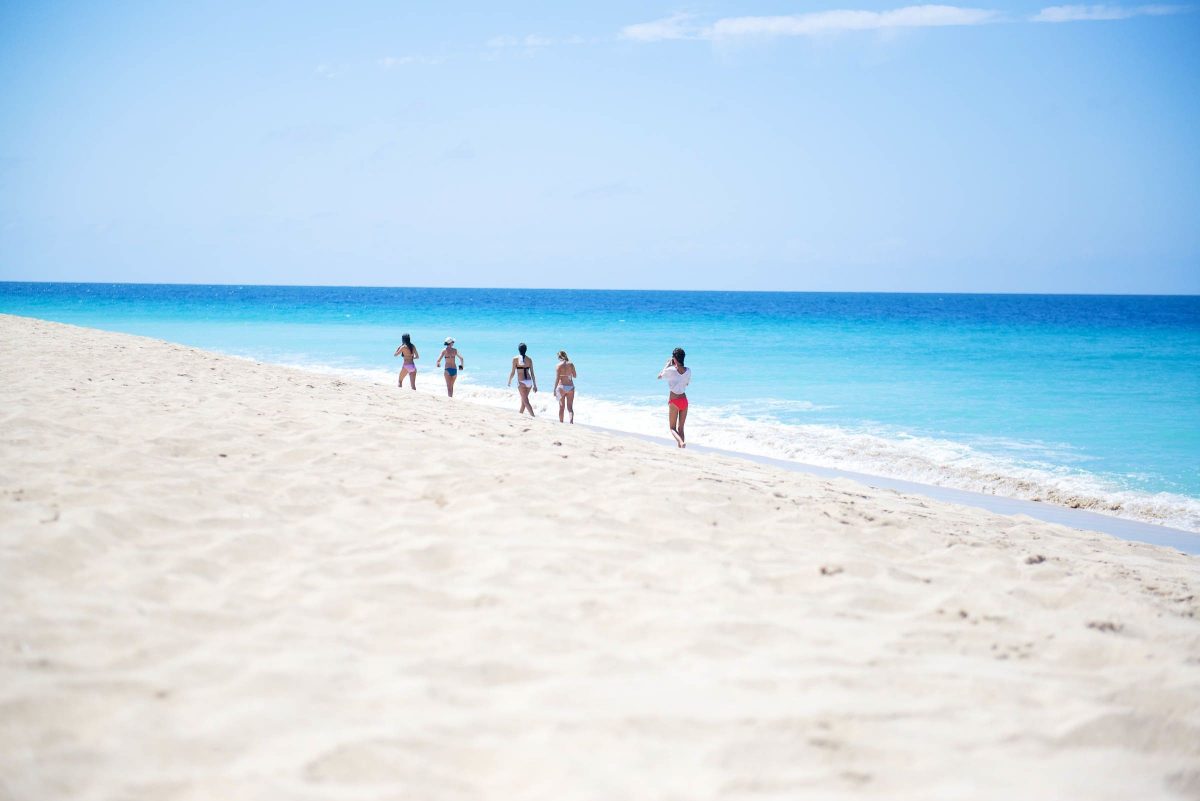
[
  {"x1": 623, "y1": 6, "x2": 998, "y2": 41},
  {"x1": 481, "y1": 33, "x2": 592, "y2": 60},
  {"x1": 1031, "y1": 3, "x2": 1186, "y2": 21},
  {"x1": 620, "y1": 12, "x2": 698, "y2": 41},
  {"x1": 622, "y1": 3, "x2": 1189, "y2": 43},
  {"x1": 707, "y1": 5, "x2": 1000, "y2": 38}
]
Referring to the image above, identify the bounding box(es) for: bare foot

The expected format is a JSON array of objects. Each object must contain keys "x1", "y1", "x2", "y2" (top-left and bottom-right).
[{"x1": 670, "y1": 430, "x2": 684, "y2": 448}]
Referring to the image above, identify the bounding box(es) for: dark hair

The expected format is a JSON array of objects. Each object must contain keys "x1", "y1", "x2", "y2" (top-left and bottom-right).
[
  {"x1": 672, "y1": 347, "x2": 686, "y2": 367},
  {"x1": 557, "y1": 350, "x2": 569, "y2": 361},
  {"x1": 400, "y1": 333, "x2": 418, "y2": 359},
  {"x1": 518, "y1": 342, "x2": 527, "y2": 357}
]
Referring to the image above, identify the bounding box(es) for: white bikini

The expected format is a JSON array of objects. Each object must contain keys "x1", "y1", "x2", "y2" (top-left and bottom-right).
[
  {"x1": 557, "y1": 362, "x2": 575, "y2": 394},
  {"x1": 516, "y1": 359, "x2": 533, "y2": 387}
]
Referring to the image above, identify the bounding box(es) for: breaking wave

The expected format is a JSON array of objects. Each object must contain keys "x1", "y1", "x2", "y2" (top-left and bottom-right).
[{"x1": 272, "y1": 360, "x2": 1200, "y2": 533}]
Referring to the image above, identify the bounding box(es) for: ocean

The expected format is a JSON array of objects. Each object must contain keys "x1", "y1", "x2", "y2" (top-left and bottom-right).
[{"x1": 4, "y1": 282, "x2": 1198, "y2": 531}]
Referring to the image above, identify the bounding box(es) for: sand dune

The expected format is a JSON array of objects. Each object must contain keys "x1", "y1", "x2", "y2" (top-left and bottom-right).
[{"x1": 1, "y1": 313, "x2": 1198, "y2": 800}]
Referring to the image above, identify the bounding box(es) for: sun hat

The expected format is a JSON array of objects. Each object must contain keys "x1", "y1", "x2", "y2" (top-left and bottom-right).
[{"x1": 444, "y1": 337, "x2": 455, "y2": 345}]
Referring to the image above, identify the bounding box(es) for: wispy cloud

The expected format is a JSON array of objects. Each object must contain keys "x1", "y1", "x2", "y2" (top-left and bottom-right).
[
  {"x1": 708, "y1": 5, "x2": 1000, "y2": 38},
  {"x1": 1030, "y1": 3, "x2": 1186, "y2": 21},
  {"x1": 622, "y1": 3, "x2": 1189, "y2": 42},
  {"x1": 622, "y1": 5, "x2": 999, "y2": 41},
  {"x1": 488, "y1": 34, "x2": 553, "y2": 48},
  {"x1": 620, "y1": 13, "x2": 697, "y2": 42},
  {"x1": 486, "y1": 33, "x2": 586, "y2": 49},
  {"x1": 481, "y1": 33, "x2": 589, "y2": 60}
]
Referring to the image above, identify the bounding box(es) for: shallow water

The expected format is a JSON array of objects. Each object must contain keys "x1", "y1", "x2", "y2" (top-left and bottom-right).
[{"x1": 4, "y1": 282, "x2": 1198, "y2": 530}]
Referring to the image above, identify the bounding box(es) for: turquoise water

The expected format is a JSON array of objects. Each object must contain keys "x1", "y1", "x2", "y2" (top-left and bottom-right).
[{"x1": 4, "y1": 282, "x2": 1198, "y2": 530}]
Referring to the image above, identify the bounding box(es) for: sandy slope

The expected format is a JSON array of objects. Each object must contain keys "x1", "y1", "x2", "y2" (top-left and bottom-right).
[{"x1": 1, "y1": 313, "x2": 1198, "y2": 801}]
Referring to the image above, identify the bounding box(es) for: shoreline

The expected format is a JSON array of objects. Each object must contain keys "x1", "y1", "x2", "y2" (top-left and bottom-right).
[
  {"x1": 588, "y1": 426, "x2": 1200, "y2": 555},
  {"x1": 3, "y1": 313, "x2": 1200, "y2": 799},
  {"x1": 266, "y1": 357, "x2": 1200, "y2": 543},
  {"x1": 3, "y1": 309, "x2": 1196, "y2": 542},
  {"x1": 2, "y1": 303, "x2": 1195, "y2": 535},
  {"x1": 242, "y1": 356, "x2": 1200, "y2": 538}
]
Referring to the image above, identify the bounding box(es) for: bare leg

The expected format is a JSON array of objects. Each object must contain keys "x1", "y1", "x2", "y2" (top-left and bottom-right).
[
  {"x1": 519, "y1": 385, "x2": 535, "y2": 416},
  {"x1": 558, "y1": 393, "x2": 566, "y2": 422},
  {"x1": 407, "y1": 370, "x2": 417, "y2": 390},
  {"x1": 677, "y1": 406, "x2": 687, "y2": 447},
  {"x1": 566, "y1": 392, "x2": 574, "y2": 423},
  {"x1": 448, "y1": 374, "x2": 457, "y2": 397},
  {"x1": 668, "y1": 404, "x2": 683, "y2": 447}
]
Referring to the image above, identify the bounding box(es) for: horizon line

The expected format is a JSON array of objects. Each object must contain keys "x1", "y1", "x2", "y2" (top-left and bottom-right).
[{"x1": 0, "y1": 279, "x2": 1197, "y2": 299}]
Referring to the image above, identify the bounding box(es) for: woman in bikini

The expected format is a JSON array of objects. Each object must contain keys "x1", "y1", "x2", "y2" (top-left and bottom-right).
[
  {"x1": 507, "y1": 342, "x2": 538, "y2": 416},
  {"x1": 394, "y1": 333, "x2": 418, "y2": 390},
  {"x1": 657, "y1": 347, "x2": 691, "y2": 447},
  {"x1": 553, "y1": 350, "x2": 577, "y2": 423},
  {"x1": 436, "y1": 337, "x2": 464, "y2": 397}
]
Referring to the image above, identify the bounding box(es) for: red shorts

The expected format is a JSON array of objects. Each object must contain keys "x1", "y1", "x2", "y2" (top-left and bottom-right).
[{"x1": 669, "y1": 396, "x2": 688, "y2": 411}]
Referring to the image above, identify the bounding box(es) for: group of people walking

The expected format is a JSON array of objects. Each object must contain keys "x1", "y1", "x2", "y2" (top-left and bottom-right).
[{"x1": 394, "y1": 336, "x2": 691, "y2": 446}]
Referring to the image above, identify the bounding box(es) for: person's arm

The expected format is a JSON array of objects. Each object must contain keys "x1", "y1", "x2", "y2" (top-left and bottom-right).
[
  {"x1": 395, "y1": 345, "x2": 404, "y2": 357},
  {"x1": 570, "y1": 364, "x2": 577, "y2": 380},
  {"x1": 413, "y1": 348, "x2": 419, "y2": 361},
  {"x1": 457, "y1": 351, "x2": 464, "y2": 369},
  {"x1": 437, "y1": 348, "x2": 445, "y2": 367},
  {"x1": 658, "y1": 360, "x2": 673, "y2": 379},
  {"x1": 530, "y1": 361, "x2": 537, "y2": 392},
  {"x1": 507, "y1": 359, "x2": 516, "y2": 386}
]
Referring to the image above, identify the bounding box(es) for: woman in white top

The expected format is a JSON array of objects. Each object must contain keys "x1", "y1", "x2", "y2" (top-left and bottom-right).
[
  {"x1": 507, "y1": 342, "x2": 538, "y2": 416},
  {"x1": 553, "y1": 350, "x2": 577, "y2": 424},
  {"x1": 657, "y1": 347, "x2": 691, "y2": 448}
]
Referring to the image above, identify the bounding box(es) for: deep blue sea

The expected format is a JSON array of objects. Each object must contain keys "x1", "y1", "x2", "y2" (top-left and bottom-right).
[{"x1": 4, "y1": 282, "x2": 1198, "y2": 531}]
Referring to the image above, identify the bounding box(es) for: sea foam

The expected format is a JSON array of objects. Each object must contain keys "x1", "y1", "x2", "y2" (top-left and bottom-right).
[{"x1": 280, "y1": 360, "x2": 1200, "y2": 533}]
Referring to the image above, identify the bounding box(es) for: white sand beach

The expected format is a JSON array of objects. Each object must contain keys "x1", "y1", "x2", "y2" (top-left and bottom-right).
[{"x1": 2, "y1": 312, "x2": 1198, "y2": 800}]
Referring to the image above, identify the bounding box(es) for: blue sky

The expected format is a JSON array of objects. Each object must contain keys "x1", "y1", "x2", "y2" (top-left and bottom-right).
[{"x1": 1, "y1": 1, "x2": 1196, "y2": 292}]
